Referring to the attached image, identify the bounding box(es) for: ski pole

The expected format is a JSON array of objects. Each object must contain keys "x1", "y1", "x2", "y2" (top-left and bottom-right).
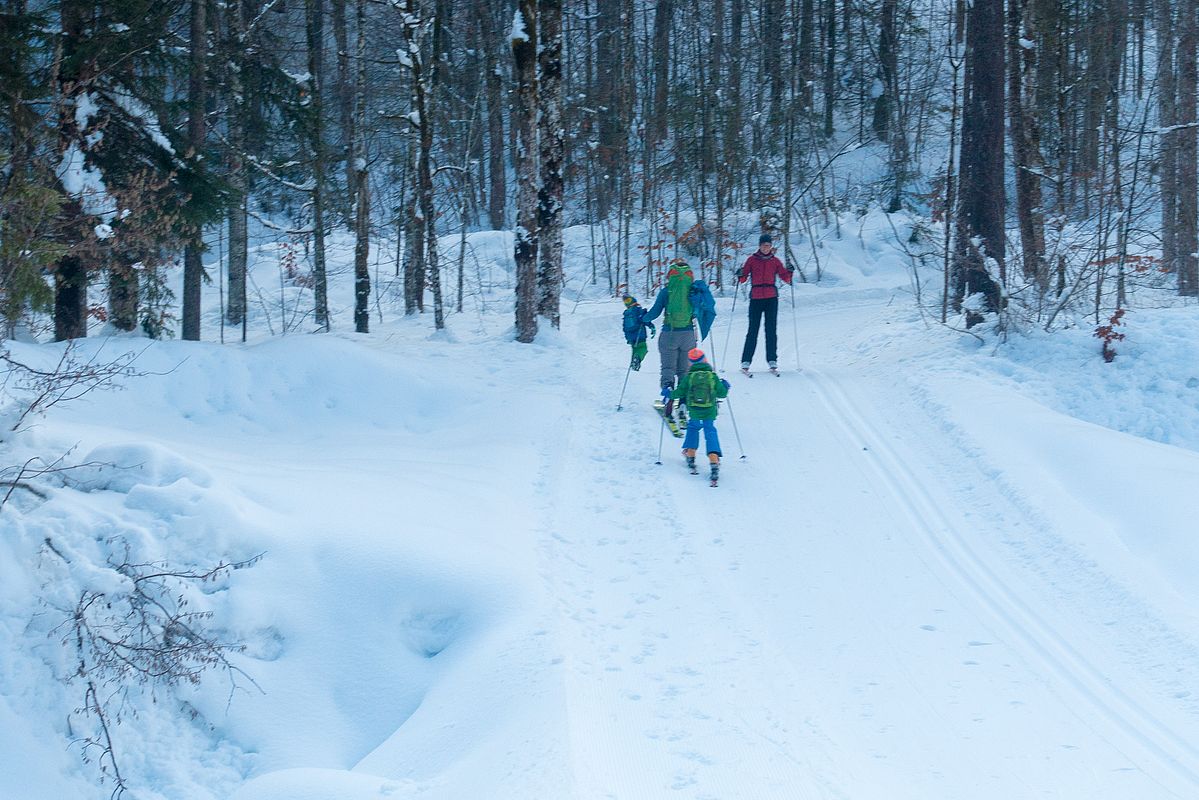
[
  {"x1": 790, "y1": 281, "x2": 801, "y2": 371},
  {"x1": 654, "y1": 405, "x2": 667, "y2": 465},
  {"x1": 721, "y1": 283, "x2": 741, "y2": 367},
  {"x1": 616, "y1": 360, "x2": 633, "y2": 411},
  {"x1": 722, "y1": 393, "x2": 747, "y2": 460},
  {"x1": 704, "y1": 340, "x2": 746, "y2": 460}
]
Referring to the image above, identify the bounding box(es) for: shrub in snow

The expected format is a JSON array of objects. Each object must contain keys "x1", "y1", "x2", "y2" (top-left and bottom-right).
[
  {"x1": 43, "y1": 538, "x2": 260, "y2": 800},
  {"x1": 1094, "y1": 307, "x2": 1127, "y2": 363}
]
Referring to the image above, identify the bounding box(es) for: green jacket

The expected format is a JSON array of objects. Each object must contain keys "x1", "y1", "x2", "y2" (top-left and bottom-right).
[{"x1": 672, "y1": 362, "x2": 729, "y2": 420}]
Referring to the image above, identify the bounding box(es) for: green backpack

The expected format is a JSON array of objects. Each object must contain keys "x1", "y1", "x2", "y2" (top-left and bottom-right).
[
  {"x1": 686, "y1": 370, "x2": 717, "y2": 409},
  {"x1": 664, "y1": 271, "x2": 695, "y2": 329}
]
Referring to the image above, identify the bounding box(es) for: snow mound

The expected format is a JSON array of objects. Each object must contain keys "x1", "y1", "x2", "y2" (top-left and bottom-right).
[{"x1": 73, "y1": 441, "x2": 214, "y2": 492}]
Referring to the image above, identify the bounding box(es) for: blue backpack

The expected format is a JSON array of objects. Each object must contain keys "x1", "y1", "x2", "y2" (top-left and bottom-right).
[{"x1": 690, "y1": 281, "x2": 716, "y2": 341}]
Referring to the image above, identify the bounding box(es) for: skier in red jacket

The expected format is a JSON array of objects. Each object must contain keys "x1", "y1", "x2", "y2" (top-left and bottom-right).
[{"x1": 737, "y1": 234, "x2": 793, "y2": 375}]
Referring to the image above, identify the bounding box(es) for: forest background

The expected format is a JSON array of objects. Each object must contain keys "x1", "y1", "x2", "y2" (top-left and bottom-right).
[{"x1": 2, "y1": 0, "x2": 1196, "y2": 345}]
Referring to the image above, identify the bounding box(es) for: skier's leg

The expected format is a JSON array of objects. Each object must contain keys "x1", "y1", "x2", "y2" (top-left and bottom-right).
[
  {"x1": 658, "y1": 329, "x2": 674, "y2": 391},
  {"x1": 632, "y1": 340, "x2": 647, "y2": 369},
  {"x1": 703, "y1": 419, "x2": 723, "y2": 458},
  {"x1": 740, "y1": 299, "x2": 764, "y2": 366},
  {"x1": 764, "y1": 297, "x2": 779, "y2": 365}
]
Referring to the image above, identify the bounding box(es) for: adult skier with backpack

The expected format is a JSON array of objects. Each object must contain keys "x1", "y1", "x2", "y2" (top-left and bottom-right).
[
  {"x1": 738, "y1": 234, "x2": 793, "y2": 376},
  {"x1": 671, "y1": 348, "x2": 730, "y2": 486},
  {"x1": 621, "y1": 295, "x2": 655, "y2": 370},
  {"x1": 643, "y1": 260, "x2": 717, "y2": 427}
]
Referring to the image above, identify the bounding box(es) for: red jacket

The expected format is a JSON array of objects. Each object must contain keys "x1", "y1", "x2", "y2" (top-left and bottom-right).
[{"x1": 738, "y1": 250, "x2": 792, "y2": 299}]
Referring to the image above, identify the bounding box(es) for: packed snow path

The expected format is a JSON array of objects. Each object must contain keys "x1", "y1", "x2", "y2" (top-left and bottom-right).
[{"x1": 518, "y1": 294, "x2": 1199, "y2": 800}]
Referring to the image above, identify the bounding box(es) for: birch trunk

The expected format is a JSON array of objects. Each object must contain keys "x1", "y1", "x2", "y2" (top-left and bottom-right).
[{"x1": 512, "y1": 0, "x2": 539, "y2": 342}]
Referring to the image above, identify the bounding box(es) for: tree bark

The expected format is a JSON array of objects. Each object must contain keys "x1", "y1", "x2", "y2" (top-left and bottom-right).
[
  {"x1": 306, "y1": 0, "x2": 330, "y2": 330},
  {"x1": 1009, "y1": 0, "x2": 1047, "y2": 290},
  {"x1": 53, "y1": 0, "x2": 89, "y2": 342},
  {"x1": 332, "y1": 0, "x2": 355, "y2": 219},
  {"x1": 353, "y1": 0, "x2": 371, "y2": 330},
  {"x1": 182, "y1": 0, "x2": 206, "y2": 340},
  {"x1": 799, "y1": 0, "x2": 814, "y2": 110},
  {"x1": 1156, "y1": 0, "x2": 1177, "y2": 283},
  {"x1": 1177, "y1": 0, "x2": 1198, "y2": 296},
  {"x1": 952, "y1": 0, "x2": 1005, "y2": 323},
  {"x1": 824, "y1": 0, "x2": 836, "y2": 137},
  {"x1": 512, "y1": 0, "x2": 539, "y2": 342},
  {"x1": 225, "y1": 0, "x2": 248, "y2": 332},
  {"x1": 485, "y1": 1, "x2": 506, "y2": 229},
  {"x1": 649, "y1": 0, "x2": 673, "y2": 144},
  {"x1": 537, "y1": 0, "x2": 563, "y2": 327},
  {"x1": 872, "y1": 0, "x2": 897, "y2": 144},
  {"x1": 400, "y1": 0, "x2": 441, "y2": 326},
  {"x1": 595, "y1": 0, "x2": 620, "y2": 219}
]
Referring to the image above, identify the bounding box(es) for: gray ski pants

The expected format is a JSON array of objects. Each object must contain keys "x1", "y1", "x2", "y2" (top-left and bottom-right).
[{"x1": 658, "y1": 327, "x2": 697, "y2": 390}]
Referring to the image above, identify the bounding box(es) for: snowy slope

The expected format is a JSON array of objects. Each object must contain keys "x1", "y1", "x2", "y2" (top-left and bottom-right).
[{"x1": 3, "y1": 215, "x2": 1199, "y2": 799}]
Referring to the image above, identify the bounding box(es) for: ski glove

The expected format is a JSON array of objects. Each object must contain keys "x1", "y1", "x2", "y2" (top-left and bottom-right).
[
  {"x1": 720, "y1": 379, "x2": 730, "y2": 389},
  {"x1": 660, "y1": 386, "x2": 672, "y2": 403},
  {"x1": 647, "y1": 322, "x2": 656, "y2": 338}
]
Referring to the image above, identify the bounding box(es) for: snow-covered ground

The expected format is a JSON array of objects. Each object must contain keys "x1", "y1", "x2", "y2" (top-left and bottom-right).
[{"x1": 3, "y1": 212, "x2": 1199, "y2": 799}]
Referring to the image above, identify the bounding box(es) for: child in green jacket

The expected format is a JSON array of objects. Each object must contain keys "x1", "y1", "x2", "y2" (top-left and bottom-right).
[{"x1": 672, "y1": 348, "x2": 730, "y2": 484}]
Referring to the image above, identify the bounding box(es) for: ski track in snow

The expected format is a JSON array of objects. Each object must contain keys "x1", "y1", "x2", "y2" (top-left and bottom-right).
[
  {"x1": 522, "y1": 294, "x2": 1199, "y2": 799},
  {"x1": 804, "y1": 364, "x2": 1199, "y2": 794}
]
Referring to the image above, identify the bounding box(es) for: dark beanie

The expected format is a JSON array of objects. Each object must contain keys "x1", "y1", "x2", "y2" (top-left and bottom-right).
[{"x1": 759, "y1": 233, "x2": 772, "y2": 244}]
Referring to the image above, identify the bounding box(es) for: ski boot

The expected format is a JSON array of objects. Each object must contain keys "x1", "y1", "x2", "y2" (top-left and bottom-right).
[{"x1": 709, "y1": 462, "x2": 720, "y2": 487}]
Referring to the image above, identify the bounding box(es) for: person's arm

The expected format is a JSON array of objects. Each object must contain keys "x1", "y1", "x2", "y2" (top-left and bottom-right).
[
  {"x1": 777, "y1": 257, "x2": 793, "y2": 285},
  {"x1": 716, "y1": 374, "x2": 730, "y2": 399},
  {"x1": 737, "y1": 258, "x2": 750, "y2": 284},
  {"x1": 672, "y1": 373, "x2": 689, "y2": 400},
  {"x1": 643, "y1": 287, "x2": 668, "y2": 322}
]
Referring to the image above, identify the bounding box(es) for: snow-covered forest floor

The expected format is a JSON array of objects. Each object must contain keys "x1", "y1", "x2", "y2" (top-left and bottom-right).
[{"x1": 3, "y1": 211, "x2": 1199, "y2": 799}]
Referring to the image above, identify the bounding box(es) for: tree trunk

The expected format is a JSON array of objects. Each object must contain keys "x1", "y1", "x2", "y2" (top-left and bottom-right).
[
  {"x1": 108, "y1": 262, "x2": 138, "y2": 331},
  {"x1": 403, "y1": 176, "x2": 425, "y2": 313},
  {"x1": 726, "y1": 0, "x2": 743, "y2": 206},
  {"x1": 182, "y1": 0, "x2": 206, "y2": 341},
  {"x1": 799, "y1": 0, "x2": 814, "y2": 110},
  {"x1": 1009, "y1": 0, "x2": 1047, "y2": 290},
  {"x1": 400, "y1": 0, "x2": 441, "y2": 327},
  {"x1": 53, "y1": 0, "x2": 89, "y2": 342},
  {"x1": 872, "y1": 0, "x2": 896, "y2": 143},
  {"x1": 595, "y1": 0, "x2": 621, "y2": 219},
  {"x1": 333, "y1": 0, "x2": 355, "y2": 219},
  {"x1": 537, "y1": 0, "x2": 564, "y2": 327},
  {"x1": 764, "y1": 0, "x2": 784, "y2": 131},
  {"x1": 306, "y1": 0, "x2": 330, "y2": 330},
  {"x1": 649, "y1": 0, "x2": 673, "y2": 144},
  {"x1": 824, "y1": 0, "x2": 836, "y2": 136},
  {"x1": 486, "y1": 0, "x2": 506, "y2": 229},
  {"x1": 952, "y1": 0, "x2": 1005, "y2": 324},
  {"x1": 1156, "y1": 0, "x2": 1177, "y2": 283},
  {"x1": 54, "y1": 255, "x2": 87, "y2": 340},
  {"x1": 512, "y1": 0, "x2": 539, "y2": 342},
  {"x1": 225, "y1": 0, "x2": 248, "y2": 332},
  {"x1": 353, "y1": 0, "x2": 371, "y2": 330},
  {"x1": 1177, "y1": 0, "x2": 1198, "y2": 296}
]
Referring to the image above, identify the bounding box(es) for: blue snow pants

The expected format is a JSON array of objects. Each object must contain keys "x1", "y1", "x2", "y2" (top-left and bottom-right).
[{"x1": 682, "y1": 418, "x2": 722, "y2": 457}]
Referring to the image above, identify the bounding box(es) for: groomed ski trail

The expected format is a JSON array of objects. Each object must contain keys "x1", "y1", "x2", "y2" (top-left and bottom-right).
[{"x1": 532, "y1": 293, "x2": 1199, "y2": 799}]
